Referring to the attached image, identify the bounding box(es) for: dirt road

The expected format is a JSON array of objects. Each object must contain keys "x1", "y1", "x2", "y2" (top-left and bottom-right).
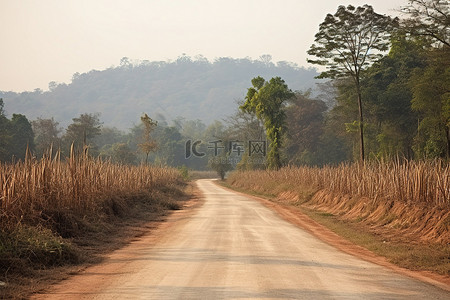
[{"x1": 33, "y1": 179, "x2": 449, "y2": 299}]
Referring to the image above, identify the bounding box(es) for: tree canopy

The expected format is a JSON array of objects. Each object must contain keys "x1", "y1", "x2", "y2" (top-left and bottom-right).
[
  {"x1": 308, "y1": 4, "x2": 398, "y2": 161},
  {"x1": 401, "y1": 0, "x2": 450, "y2": 47},
  {"x1": 138, "y1": 113, "x2": 158, "y2": 164},
  {"x1": 64, "y1": 113, "x2": 102, "y2": 155},
  {"x1": 241, "y1": 76, "x2": 294, "y2": 169}
]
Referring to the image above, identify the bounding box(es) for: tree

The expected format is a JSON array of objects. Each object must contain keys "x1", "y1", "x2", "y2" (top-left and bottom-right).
[
  {"x1": 10, "y1": 114, "x2": 35, "y2": 160},
  {"x1": 64, "y1": 113, "x2": 102, "y2": 154},
  {"x1": 208, "y1": 153, "x2": 233, "y2": 180},
  {"x1": 410, "y1": 46, "x2": 450, "y2": 158},
  {"x1": 0, "y1": 98, "x2": 5, "y2": 116},
  {"x1": 259, "y1": 54, "x2": 274, "y2": 67},
  {"x1": 111, "y1": 143, "x2": 137, "y2": 164},
  {"x1": 153, "y1": 126, "x2": 184, "y2": 167},
  {"x1": 0, "y1": 99, "x2": 11, "y2": 160},
  {"x1": 93, "y1": 127, "x2": 128, "y2": 149},
  {"x1": 0, "y1": 101, "x2": 35, "y2": 161},
  {"x1": 204, "y1": 125, "x2": 234, "y2": 180},
  {"x1": 284, "y1": 92, "x2": 327, "y2": 165},
  {"x1": 138, "y1": 113, "x2": 158, "y2": 164},
  {"x1": 225, "y1": 103, "x2": 266, "y2": 170},
  {"x1": 361, "y1": 34, "x2": 426, "y2": 159},
  {"x1": 307, "y1": 5, "x2": 398, "y2": 161},
  {"x1": 241, "y1": 76, "x2": 294, "y2": 169},
  {"x1": 401, "y1": 0, "x2": 449, "y2": 47},
  {"x1": 180, "y1": 119, "x2": 206, "y2": 141},
  {"x1": 31, "y1": 117, "x2": 62, "y2": 158},
  {"x1": 399, "y1": 1, "x2": 449, "y2": 158}
]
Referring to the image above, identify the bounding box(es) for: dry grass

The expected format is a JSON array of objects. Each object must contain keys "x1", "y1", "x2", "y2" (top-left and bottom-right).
[
  {"x1": 0, "y1": 148, "x2": 186, "y2": 298},
  {"x1": 0, "y1": 148, "x2": 182, "y2": 229},
  {"x1": 226, "y1": 160, "x2": 450, "y2": 275},
  {"x1": 228, "y1": 160, "x2": 449, "y2": 207}
]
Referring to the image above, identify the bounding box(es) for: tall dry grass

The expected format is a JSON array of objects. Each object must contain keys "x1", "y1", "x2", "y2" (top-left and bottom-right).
[
  {"x1": 228, "y1": 160, "x2": 449, "y2": 207},
  {"x1": 0, "y1": 148, "x2": 182, "y2": 229}
]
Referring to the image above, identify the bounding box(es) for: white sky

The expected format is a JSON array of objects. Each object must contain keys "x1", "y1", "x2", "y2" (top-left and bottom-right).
[{"x1": 0, "y1": 0, "x2": 406, "y2": 92}]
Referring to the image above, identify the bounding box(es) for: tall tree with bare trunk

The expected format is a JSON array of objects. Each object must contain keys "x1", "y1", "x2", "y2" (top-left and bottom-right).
[
  {"x1": 307, "y1": 5, "x2": 398, "y2": 162},
  {"x1": 138, "y1": 113, "x2": 158, "y2": 165}
]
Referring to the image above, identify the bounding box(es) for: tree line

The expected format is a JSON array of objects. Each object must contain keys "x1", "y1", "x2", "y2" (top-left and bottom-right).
[
  {"x1": 0, "y1": 100, "x2": 235, "y2": 171},
  {"x1": 306, "y1": 1, "x2": 449, "y2": 162},
  {"x1": 1, "y1": 54, "x2": 317, "y2": 130},
  {"x1": 231, "y1": 0, "x2": 449, "y2": 172},
  {"x1": 1, "y1": 1, "x2": 448, "y2": 174}
]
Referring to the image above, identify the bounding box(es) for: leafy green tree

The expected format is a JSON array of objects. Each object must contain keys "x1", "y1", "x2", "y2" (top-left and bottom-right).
[
  {"x1": 208, "y1": 152, "x2": 233, "y2": 180},
  {"x1": 111, "y1": 143, "x2": 137, "y2": 164},
  {"x1": 138, "y1": 113, "x2": 158, "y2": 164},
  {"x1": 0, "y1": 101, "x2": 35, "y2": 161},
  {"x1": 31, "y1": 117, "x2": 62, "y2": 158},
  {"x1": 0, "y1": 98, "x2": 5, "y2": 116},
  {"x1": 64, "y1": 113, "x2": 102, "y2": 155},
  {"x1": 10, "y1": 114, "x2": 35, "y2": 160},
  {"x1": 301, "y1": 83, "x2": 351, "y2": 165},
  {"x1": 399, "y1": 1, "x2": 449, "y2": 158},
  {"x1": 93, "y1": 127, "x2": 128, "y2": 149},
  {"x1": 201, "y1": 121, "x2": 229, "y2": 171},
  {"x1": 203, "y1": 120, "x2": 225, "y2": 141},
  {"x1": 180, "y1": 119, "x2": 206, "y2": 141},
  {"x1": 360, "y1": 34, "x2": 426, "y2": 159},
  {"x1": 307, "y1": 4, "x2": 398, "y2": 161},
  {"x1": 226, "y1": 104, "x2": 266, "y2": 170},
  {"x1": 401, "y1": 0, "x2": 449, "y2": 47},
  {"x1": 410, "y1": 47, "x2": 450, "y2": 158},
  {"x1": 0, "y1": 99, "x2": 11, "y2": 161},
  {"x1": 284, "y1": 92, "x2": 327, "y2": 165},
  {"x1": 317, "y1": 78, "x2": 362, "y2": 162},
  {"x1": 99, "y1": 142, "x2": 137, "y2": 165},
  {"x1": 153, "y1": 126, "x2": 185, "y2": 167},
  {"x1": 241, "y1": 76, "x2": 294, "y2": 169}
]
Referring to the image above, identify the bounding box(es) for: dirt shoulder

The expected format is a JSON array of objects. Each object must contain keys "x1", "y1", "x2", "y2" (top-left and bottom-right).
[
  {"x1": 1, "y1": 182, "x2": 203, "y2": 299},
  {"x1": 217, "y1": 181, "x2": 450, "y2": 292}
]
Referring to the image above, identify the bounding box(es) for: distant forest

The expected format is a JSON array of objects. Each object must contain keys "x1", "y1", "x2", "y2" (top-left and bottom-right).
[
  {"x1": 1, "y1": 1, "x2": 448, "y2": 169},
  {"x1": 1, "y1": 55, "x2": 318, "y2": 129}
]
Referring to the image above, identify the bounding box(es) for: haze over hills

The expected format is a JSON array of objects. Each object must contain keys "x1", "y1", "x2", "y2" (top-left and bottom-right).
[{"x1": 1, "y1": 55, "x2": 319, "y2": 129}]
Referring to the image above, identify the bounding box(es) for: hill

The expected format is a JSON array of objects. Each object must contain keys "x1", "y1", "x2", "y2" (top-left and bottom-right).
[{"x1": 1, "y1": 56, "x2": 318, "y2": 129}]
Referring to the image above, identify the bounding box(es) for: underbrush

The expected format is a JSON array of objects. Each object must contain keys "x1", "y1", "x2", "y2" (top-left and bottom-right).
[{"x1": 0, "y1": 225, "x2": 79, "y2": 271}]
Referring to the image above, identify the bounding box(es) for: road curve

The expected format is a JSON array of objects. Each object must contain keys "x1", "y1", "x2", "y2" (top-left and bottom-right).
[{"x1": 33, "y1": 179, "x2": 449, "y2": 299}]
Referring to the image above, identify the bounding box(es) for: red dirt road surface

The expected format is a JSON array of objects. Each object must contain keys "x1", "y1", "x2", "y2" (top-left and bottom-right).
[{"x1": 32, "y1": 179, "x2": 449, "y2": 299}]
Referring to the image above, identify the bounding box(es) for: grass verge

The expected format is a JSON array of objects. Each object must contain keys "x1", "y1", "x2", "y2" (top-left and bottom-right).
[{"x1": 299, "y1": 207, "x2": 450, "y2": 276}]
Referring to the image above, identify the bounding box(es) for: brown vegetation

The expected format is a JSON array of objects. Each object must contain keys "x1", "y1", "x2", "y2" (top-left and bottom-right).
[
  {"x1": 0, "y1": 148, "x2": 186, "y2": 298},
  {"x1": 227, "y1": 160, "x2": 449, "y2": 258},
  {"x1": 0, "y1": 148, "x2": 182, "y2": 229},
  {"x1": 229, "y1": 160, "x2": 449, "y2": 208}
]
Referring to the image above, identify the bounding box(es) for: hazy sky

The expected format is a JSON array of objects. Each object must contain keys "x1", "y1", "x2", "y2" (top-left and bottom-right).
[{"x1": 1, "y1": 0, "x2": 406, "y2": 92}]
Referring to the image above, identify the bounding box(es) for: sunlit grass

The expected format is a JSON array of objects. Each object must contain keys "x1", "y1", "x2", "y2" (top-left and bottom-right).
[
  {"x1": 228, "y1": 160, "x2": 449, "y2": 207},
  {"x1": 0, "y1": 147, "x2": 182, "y2": 229},
  {"x1": 226, "y1": 160, "x2": 450, "y2": 275}
]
